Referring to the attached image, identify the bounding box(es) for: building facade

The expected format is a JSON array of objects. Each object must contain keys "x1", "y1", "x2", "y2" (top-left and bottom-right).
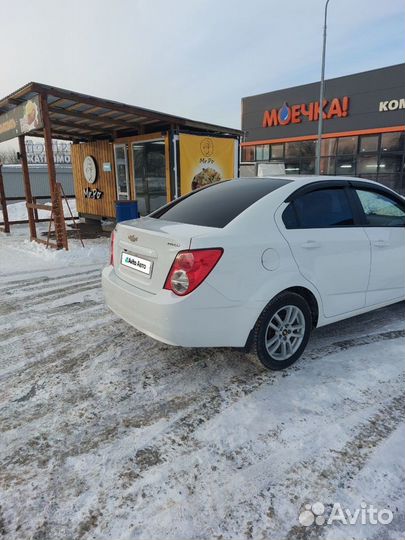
[
  {"x1": 241, "y1": 64, "x2": 405, "y2": 193},
  {"x1": 1, "y1": 165, "x2": 73, "y2": 198}
]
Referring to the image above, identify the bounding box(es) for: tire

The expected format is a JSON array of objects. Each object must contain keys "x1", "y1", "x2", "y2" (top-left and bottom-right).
[{"x1": 253, "y1": 292, "x2": 312, "y2": 370}]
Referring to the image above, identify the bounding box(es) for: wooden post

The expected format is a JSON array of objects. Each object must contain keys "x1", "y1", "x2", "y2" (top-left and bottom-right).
[
  {"x1": 0, "y1": 162, "x2": 10, "y2": 233},
  {"x1": 32, "y1": 197, "x2": 39, "y2": 222},
  {"x1": 18, "y1": 135, "x2": 37, "y2": 240},
  {"x1": 40, "y1": 93, "x2": 67, "y2": 250},
  {"x1": 59, "y1": 182, "x2": 84, "y2": 247}
]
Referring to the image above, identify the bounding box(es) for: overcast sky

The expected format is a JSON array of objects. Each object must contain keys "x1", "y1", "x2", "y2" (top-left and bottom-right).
[{"x1": 0, "y1": 0, "x2": 404, "y2": 150}]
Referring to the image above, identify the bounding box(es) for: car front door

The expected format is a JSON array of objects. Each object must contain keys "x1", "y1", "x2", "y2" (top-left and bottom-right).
[
  {"x1": 351, "y1": 184, "x2": 405, "y2": 306},
  {"x1": 277, "y1": 183, "x2": 371, "y2": 318}
]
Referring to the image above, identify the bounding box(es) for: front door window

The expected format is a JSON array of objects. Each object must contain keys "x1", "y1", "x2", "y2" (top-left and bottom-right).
[
  {"x1": 133, "y1": 140, "x2": 167, "y2": 215},
  {"x1": 354, "y1": 188, "x2": 405, "y2": 304},
  {"x1": 355, "y1": 189, "x2": 405, "y2": 227}
]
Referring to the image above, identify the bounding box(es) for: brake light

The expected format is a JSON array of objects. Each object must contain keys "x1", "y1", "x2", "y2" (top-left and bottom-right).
[
  {"x1": 110, "y1": 230, "x2": 115, "y2": 266},
  {"x1": 164, "y1": 248, "x2": 223, "y2": 296}
]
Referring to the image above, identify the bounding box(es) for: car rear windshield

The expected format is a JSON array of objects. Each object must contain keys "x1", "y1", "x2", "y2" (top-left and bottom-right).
[{"x1": 150, "y1": 178, "x2": 291, "y2": 228}]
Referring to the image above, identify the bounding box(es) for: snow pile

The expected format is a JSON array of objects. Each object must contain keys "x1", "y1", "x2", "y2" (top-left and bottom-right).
[
  {"x1": 18, "y1": 235, "x2": 109, "y2": 266},
  {"x1": 0, "y1": 199, "x2": 78, "y2": 222},
  {"x1": 0, "y1": 223, "x2": 109, "y2": 274}
]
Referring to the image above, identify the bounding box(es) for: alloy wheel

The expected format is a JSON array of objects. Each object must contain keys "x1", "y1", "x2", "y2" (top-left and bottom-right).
[{"x1": 265, "y1": 305, "x2": 306, "y2": 361}]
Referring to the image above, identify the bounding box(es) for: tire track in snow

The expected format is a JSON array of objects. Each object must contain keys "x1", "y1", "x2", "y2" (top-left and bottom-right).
[
  {"x1": 305, "y1": 329, "x2": 405, "y2": 360},
  {"x1": 0, "y1": 313, "x2": 129, "y2": 383},
  {"x1": 0, "y1": 299, "x2": 104, "y2": 342},
  {"x1": 0, "y1": 268, "x2": 103, "y2": 326},
  {"x1": 135, "y1": 328, "x2": 405, "y2": 392},
  {"x1": 204, "y1": 376, "x2": 405, "y2": 539},
  {"x1": 0, "y1": 282, "x2": 101, "y2": 319},
  {"x1": 0, "y1": 269, "x2": 113, "y2": 382},
  {"x1": 0, "y1": 324, "x2": 132, "y2": 437},
  {"x1": 3, "y1": 276, "x2": 101, "y2": 304},
  {"x1": 0, "y1": 256, "x2": 403, "y2": 540},
  {"x1": 3, "y1": 294, "x2": 401, "y2": 461},
  {"x1": 2, "y1": 296, "x2": 403, "y2": 443},
  {"x1": 110, "y1": 342, "x2": 404, "y2": 540},
  {"x1": 284, "y1": 392, "x2": 405, "y2": 540},
  {"x1": 97, "y1": 331, "x2": 403, "y2": 537},
  {"x1": 5, "y1": 326, "x2": 399, "y2": 470},
  {"x1": 0, "y1": 268, "x2": 100, "y2": 291},
  {"x1": 114, "y1": 329, "x2": 405, "y2": 480},
  {"x1": 0, "y1": 276, "x2": 101, "y2": 303}
]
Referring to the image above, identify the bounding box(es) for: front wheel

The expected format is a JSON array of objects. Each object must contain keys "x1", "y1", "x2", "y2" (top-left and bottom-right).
[{"x1": 253, "y1": 292, "x2": 312, "y2": 370}]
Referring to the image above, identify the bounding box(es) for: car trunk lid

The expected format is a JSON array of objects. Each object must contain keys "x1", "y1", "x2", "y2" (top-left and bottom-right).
[{"x1": 113, "y1": 217, "x2": 218, "y2": 294}]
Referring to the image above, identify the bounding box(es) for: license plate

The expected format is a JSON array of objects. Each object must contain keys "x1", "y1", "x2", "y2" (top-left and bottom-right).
[{"x1": 121, "y1": 252, "x2": 152, "y2": 275}]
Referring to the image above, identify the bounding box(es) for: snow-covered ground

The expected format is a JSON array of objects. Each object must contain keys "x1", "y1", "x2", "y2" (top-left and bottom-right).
[{"x1": 0, "y1": 226, "x2": 404, "y2": 540}]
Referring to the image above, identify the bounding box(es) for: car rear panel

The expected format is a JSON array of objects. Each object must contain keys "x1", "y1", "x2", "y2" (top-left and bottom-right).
[{"x1": 113, "y1": 217, "x2": 220, "y2": 294}]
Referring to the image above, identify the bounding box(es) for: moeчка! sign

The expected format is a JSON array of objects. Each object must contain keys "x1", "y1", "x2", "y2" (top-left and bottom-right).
[{"x1": 262, "y1": 97, "x2": 350, "y2": 128}]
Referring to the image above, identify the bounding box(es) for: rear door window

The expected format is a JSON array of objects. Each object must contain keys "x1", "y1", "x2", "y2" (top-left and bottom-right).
[
  {"x1": 283, "y1": 188, "x2": 355, "y2": 229},
  {"x1": 151, "y1": 178, "x2": 291, "y2": 228}
]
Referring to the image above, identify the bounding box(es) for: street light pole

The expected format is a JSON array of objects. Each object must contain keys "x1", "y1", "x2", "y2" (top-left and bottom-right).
[{"x1": 315, "y1": 0, "x2": 331, "y2": 175}]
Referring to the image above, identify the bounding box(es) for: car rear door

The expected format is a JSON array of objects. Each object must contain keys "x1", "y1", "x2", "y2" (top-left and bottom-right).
[
  {"x1": 350, "y1": 183, "x2": 405, "y2": 306},
  {"x1": 276, "y1": 182, "x2": 371, "y2": 318}
]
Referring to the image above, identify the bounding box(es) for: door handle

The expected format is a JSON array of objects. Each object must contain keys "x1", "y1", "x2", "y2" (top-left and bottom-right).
[
  {"x1": 301, "y1": 240, "x2": 321, "y2": 249},
  {"x1": 373, "y1": 239, "x2": 390, "y2": 248}
]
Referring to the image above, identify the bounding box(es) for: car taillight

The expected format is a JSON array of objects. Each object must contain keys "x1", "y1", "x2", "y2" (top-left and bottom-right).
[
  {"x1": 164, "y1": 248, "x2": 223, "y2": 296},
  {"x1": 110, "y1": 230, "x2": 115, "y2": 266}
]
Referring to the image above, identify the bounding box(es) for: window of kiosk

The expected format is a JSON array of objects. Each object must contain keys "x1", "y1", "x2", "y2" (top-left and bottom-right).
[
  {"x1": 114, "y1": 144, "x2": 130, "y2": 200},
  {"x1": 133, "y1": 140, "x2": 167, "y2": 215}
]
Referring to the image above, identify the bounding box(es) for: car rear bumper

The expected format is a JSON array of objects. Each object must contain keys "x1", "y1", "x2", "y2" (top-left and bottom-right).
[{"x1": 102, "y1": 265, "x2": 257, "y2": 347}]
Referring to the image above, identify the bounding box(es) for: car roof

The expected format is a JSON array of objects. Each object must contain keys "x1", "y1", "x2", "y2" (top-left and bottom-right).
[
  {"x1": 241, "y1": 175, "x2": 352, "y2": 183},
  {"x1": 239, "y1": 175, "x2": 383, "y2": 188}
]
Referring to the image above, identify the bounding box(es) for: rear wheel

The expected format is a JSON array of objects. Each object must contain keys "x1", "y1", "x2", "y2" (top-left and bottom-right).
[{"x1": 253, "y1": 292, "x2": 312, "y2": 370}]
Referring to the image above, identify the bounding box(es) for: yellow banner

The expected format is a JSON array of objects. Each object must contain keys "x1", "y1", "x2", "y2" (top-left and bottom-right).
[{"x1": 179, "y1": 134, "x2": 236, "y2": 195}]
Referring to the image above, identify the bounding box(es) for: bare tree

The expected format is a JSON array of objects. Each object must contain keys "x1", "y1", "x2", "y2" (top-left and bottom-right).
[{"x1": 0, "y1": 149, "x2": 19, "y2": 164}]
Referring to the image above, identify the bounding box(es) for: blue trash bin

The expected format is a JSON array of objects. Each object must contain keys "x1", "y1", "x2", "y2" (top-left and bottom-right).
[{"x1": 115, "y1": 200, "x2": 139, "y2": 222}]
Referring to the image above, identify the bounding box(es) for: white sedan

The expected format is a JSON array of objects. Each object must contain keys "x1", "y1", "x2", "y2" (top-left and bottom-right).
[{"x1": 102, "y1": 176, "x2": 405, "y2": 370}]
